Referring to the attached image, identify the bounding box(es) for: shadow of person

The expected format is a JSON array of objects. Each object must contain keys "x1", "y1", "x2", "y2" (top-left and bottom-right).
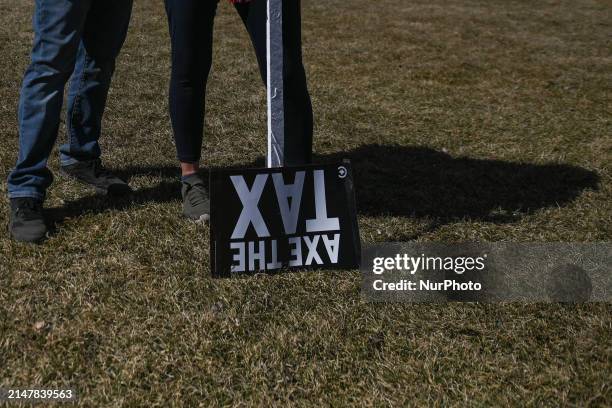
[
  {"x1": 319, "y1": 144, "x2": 599, "y2": 223},
  {"x1": 45, "y1": 165, "x2": 187, "y2": 227},
  {"x1": 47, "y1": 144, "x2": 599, "y2": 235},
  {"x1": 45, "y1": 179, "x2": 182, "y2": 227}
]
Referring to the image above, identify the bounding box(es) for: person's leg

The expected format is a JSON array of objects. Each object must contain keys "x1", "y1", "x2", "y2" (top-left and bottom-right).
[
  {"x1": 164, "y1": 0, "x2": 218, "y2": 177},
  {"x1": 7, "y1": 0, "x2": 91, "y2": 201},
  {"x1": 55, "y1": 0, "x2": 133, "y2": 196},
  {"x1": 235, "y1": 0, "x2": 313, "y2": 166},
  {"x1": 59, "y1": 0, "x2": 133, "y2": 166},
  {"x1": 165, "y1": 0, "x2": 217, "y2": 221}
]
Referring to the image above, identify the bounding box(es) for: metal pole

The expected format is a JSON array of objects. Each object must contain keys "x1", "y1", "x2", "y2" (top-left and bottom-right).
[{"x1": 267, "y1": 0, "x2": 284, "y2": 168}]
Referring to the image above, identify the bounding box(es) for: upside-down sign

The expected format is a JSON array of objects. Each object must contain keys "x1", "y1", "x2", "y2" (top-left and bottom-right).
[{"x1": 209, "y1": 161, "x2": 361, "y2": 278}]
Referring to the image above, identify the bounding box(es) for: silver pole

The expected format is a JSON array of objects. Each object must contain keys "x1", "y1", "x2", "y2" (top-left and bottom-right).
[{"x1": 267, "y1": 0, "x2": 285, "y2": 168}]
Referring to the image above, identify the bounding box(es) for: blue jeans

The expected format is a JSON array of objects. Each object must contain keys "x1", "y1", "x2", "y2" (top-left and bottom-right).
[{"x1": 7, "y1": 0, "x2": 133, "y2": 200}]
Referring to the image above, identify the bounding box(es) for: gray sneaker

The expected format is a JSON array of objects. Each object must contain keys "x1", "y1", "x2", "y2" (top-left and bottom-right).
[{"x1": 181, "y1": 174, "x2": 210, "y2": 222}]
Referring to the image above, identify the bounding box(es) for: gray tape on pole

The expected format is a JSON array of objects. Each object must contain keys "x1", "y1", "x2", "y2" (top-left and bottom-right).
[{"x1": 267, "y1": 0, "x2": 284, "y2": 168}]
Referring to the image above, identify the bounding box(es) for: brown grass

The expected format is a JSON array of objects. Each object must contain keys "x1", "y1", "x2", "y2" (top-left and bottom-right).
[{"x1": 0, "y1": 0, "x2": 610, "y2": 406}]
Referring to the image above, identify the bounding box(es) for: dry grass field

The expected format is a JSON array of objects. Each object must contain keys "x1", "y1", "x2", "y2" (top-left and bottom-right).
[{"x1": 0, "y1": 0, "x2": 610, "y2": 406}]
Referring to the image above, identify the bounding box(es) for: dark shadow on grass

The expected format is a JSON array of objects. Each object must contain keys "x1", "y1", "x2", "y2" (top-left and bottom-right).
[
  {"x1": 46, "y1": 165, "x2": 183, "y2": 227},
  {"x1": 47, "y1": 144, "x2": 599, "y2": 233},
  {"x1": 45, "y1": 180, "x2": 182, "y2": 229},
  {"x1": 320, "y1": 144, "x2": 599, "y2": 223}
]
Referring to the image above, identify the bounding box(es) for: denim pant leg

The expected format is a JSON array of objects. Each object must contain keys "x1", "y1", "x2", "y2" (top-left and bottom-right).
[
  {"x1": 59, "y1": 0, "x2": 133, "y2": 166},
  {"x1": 7, "y1": 0, "x2": 91, "y2": 200}
]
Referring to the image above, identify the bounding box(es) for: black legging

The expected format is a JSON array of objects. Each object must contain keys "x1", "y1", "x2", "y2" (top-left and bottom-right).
[{"x1": 164, "y1": 0, "x2": 313, "y2": 166}]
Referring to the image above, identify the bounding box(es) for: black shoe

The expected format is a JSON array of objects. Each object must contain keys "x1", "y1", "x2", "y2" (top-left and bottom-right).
[
  {"x1": 9, "y1": 198, "x2": 47, "y2": 243},
  {"x1": 60, "y1": 159, "x2": 132, "y2": 196},
  {"x1": 181, "y1": 174, "x2": 210, "y2": 222}
]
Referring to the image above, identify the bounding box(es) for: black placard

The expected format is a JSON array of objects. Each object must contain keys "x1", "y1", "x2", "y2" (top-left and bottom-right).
[{"x1": 210, "y1": 161, "x2": 361, "y2": 278}]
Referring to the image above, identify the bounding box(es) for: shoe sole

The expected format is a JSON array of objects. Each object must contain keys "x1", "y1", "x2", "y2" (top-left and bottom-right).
[
  {"x1": 183, "y1": 213, "x2": 210, "y2": 223},
  {"x1": 8, "y1": 224, "x2": 48, "y2": 244},
  {"x1": 12, "y1": 234, "x2": 47, "y2": 244}
]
